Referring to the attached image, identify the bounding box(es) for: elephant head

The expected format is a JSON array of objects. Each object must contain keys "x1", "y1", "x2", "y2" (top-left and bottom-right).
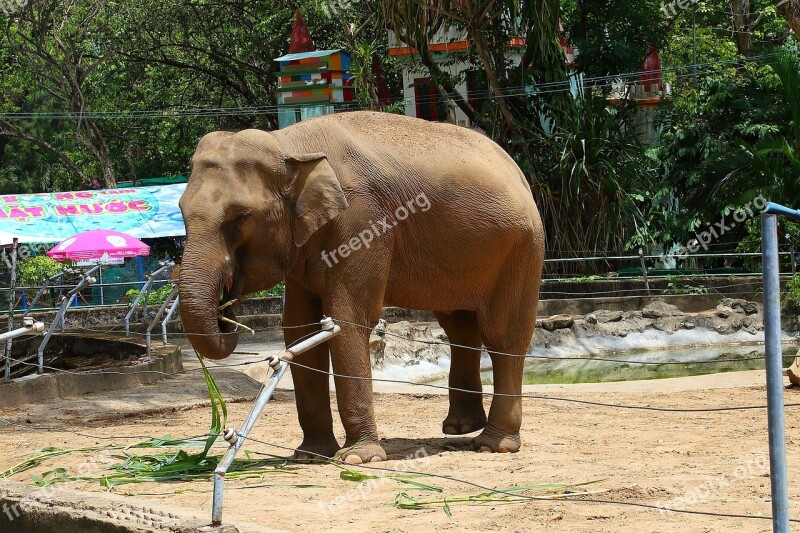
[{"x1": 178, "y1": 129, "x2": 349, "y2": 359}]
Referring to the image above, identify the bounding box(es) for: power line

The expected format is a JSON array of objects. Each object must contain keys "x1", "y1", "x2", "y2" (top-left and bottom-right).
[{"x1": 0, "y1": 51, "x2": 794, "y2": 121}]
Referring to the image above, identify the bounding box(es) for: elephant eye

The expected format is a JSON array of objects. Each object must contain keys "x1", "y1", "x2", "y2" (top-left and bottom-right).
[{"x1": 232, "y1": 211, "x2": 251, "y2": 225}]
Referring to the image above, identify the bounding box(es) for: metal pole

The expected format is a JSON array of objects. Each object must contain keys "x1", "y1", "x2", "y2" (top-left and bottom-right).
[
  {"x1": 146, "y1": 285, "x2": 178, "y2": 357},
  {"x1": 99, "y1": 265, "x2": 104, "y2": 305},
  {"x1": 211, "y1": 317, "x2": 341, "y2": 526},
  {"x1": 124, "y1": 262, "x2": 173, "y2": 337},
  {"x1": 5, "y1": 238, "x2": 17, "y2": 379},
  {"x1": 760, "y1": 213, "x2": 790, "y2": 532},
  {"x1": 37, "y1": 266, "x2": 98, "y2": 374},
  {"x1": 162, "y1": 295, "x2": 179, "y2": 344}
]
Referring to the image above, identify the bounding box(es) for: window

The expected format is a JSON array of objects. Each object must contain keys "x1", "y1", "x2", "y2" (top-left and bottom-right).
[
  {"x1": 414, "y1": 77, "x2": 446, "y2": 121},
  {"x1": 466, "y1": 70, "x2": 488, "y2": 114}
]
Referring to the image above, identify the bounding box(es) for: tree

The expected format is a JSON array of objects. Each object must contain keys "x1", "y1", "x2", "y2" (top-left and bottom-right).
[
  {"x1": 778, "y1": 0, "x2": 800, "y2": 38},
  {"x1": 7, "y1": 0, "x2": 124, "y2": 188}
]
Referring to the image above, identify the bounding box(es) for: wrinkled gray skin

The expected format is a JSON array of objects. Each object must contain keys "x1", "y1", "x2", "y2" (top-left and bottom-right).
[{"x1": 179, "y1": 111, "x2": 544, "y2": 464}]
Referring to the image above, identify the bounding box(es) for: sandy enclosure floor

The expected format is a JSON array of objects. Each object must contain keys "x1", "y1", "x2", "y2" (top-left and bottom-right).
[{"x1": 1, "y1": 374, "x2": 799, "y2": 532}]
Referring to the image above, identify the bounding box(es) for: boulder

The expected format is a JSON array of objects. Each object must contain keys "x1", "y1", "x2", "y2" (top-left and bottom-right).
[
  {"x1": 715, "y1": 305, "x2": 735, "y2": 319},
  {"x1": 370, "y1": 321, "x2": 450, "y2": 368},
  {"x1": 653, "y1": 316, "x2": 694, "y2": 334},
  {"x1": 540, "y1": 314, "x2": 574, "y2": 331},
  {"x1": 642, "y1": 301, "x2": 684, "y2": 319},
  {"x1": 593, "y1": 309, "x2": 624, "y2": 323}
]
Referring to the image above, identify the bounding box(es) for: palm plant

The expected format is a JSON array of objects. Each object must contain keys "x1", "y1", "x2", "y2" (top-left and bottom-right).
[{"x1": 527, "y1": 88, "x2": 659, "y2": 270}]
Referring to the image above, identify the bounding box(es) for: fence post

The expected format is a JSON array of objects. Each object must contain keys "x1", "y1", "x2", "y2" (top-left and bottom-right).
[
  {"x1": 639, "y1": 247, "x2": 650, "y2": 295},
  {"x1": 4, "y1": 238, "x2": 18, "y2": 380},
  {"x1": 760, "y1": 212, "x2": 790, "y2": 533}
]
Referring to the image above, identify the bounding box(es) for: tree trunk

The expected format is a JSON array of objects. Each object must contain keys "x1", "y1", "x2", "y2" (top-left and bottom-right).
[
  {"x1": 778, "y1": 0, "x2": 800, "y2": 38},
  {"x1": 731, "y1": 0, "x2": 754, "y2": 57},
  {"x1": 75, "y1": 120, "x2": 117, "y2": 188}
]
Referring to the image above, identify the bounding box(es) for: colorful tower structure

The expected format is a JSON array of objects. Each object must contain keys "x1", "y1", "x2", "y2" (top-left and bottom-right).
[
  {"x1": 274, "y1": 49, "x2": 353, "y2": 129},
  {"x1": 274, "y1": 9, "x2": 353, "y2": 129}
]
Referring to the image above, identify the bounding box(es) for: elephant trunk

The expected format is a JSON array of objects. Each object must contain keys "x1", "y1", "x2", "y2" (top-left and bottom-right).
[{"x1": 179, "y1": 247, "x2": 239, "y2": 360}]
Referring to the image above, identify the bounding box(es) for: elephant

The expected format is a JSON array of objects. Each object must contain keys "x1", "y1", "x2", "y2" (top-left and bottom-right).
[{"x1": 179, "y1": 111, "x2": 544, "y2": 464}]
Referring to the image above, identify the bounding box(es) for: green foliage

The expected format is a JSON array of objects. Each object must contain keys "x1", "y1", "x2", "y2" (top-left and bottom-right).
[
  {"x1": 561, "y1": 0, "x2": 670, "y2": 87},
  {"x1": 523, "y1": 91, "x2": 659, "y2": 262},
  {"x1": 17, "y1": 256, "x2": 62, "y2": 288},
  {"x1": 125, "y1": 283, "x2": 174, "y2": 305},
  {"x1": 783, "y1": 274, "x2": 800, "y2": 313},
  {"x1": 247, "y1": 282, "x2": 285, "y2": 299},
  {"x1": 662, "y1": 276, "x2": 708, "y2": 295}
]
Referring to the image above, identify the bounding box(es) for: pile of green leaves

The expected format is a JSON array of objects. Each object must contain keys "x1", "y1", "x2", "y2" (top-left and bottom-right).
[{"x1": 0, "y1": 355, "x2": 300, "y2": 489}]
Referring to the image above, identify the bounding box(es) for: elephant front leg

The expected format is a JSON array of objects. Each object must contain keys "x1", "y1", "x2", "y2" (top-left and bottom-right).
[
  {"x1": 328, "y1": 325, "x2": 386, "y2": 464},
  {"x1": 284, "y1": 281, "x2": 339, "y2": 461}
]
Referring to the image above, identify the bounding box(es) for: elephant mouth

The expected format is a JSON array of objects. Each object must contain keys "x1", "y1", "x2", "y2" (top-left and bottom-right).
[{"x1": 218, "y1": 275, "x2": 244, "y2": 335}]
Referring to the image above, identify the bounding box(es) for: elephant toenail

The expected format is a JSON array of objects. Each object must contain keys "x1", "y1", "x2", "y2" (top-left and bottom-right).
[
  {"x1": 344, "y1": 455, "x2": 363, "y2": 464},
  {"x1": 479, "y1": 445, "x2": 492, "y2": 453},
  {"x1": 369, "y1": 456, "x2": 382, "y2": 463},
  {"x1": 460, "y1": 424, "x2": 472, "y2": 433}
]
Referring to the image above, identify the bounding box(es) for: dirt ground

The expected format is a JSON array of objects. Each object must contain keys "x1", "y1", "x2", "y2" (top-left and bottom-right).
[{"x1": 1, "y1": 361, "x2": 799, "y2": 532}]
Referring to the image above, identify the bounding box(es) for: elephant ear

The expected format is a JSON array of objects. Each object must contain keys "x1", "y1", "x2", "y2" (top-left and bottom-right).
[{"x1": 286, "y1": 153, "x2": 349, "y2": 247}]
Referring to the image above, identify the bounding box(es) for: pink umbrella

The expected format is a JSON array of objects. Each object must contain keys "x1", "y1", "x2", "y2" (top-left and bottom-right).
[{"x1": 47, "y1": 229, "x2": 150, "y2": 262}]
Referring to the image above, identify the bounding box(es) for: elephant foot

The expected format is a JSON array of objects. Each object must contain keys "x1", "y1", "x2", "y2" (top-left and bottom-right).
[
  {"x1": 335, "y1": 441, "x2": 386, "y2": 464},
  {"x1": 442, "y1": 409, "x2": 487, "y2": 435},
  {"x1": 294, "y1": 438, "x2": 340, "y2": 463},
  {"x1": 471, "y1": 431, "x2": 521, "y2": 453}
]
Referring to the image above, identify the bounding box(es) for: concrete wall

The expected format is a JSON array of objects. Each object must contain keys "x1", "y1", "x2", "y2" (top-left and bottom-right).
[{"x1": 1, "y1": 276, "x2": 772, "y2": 335}]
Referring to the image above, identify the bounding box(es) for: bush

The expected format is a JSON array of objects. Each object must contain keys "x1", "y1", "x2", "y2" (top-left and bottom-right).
[
  {"x1": 17, "y1": 256, "x2": 62, "y2": 288},
  {"x1": 783, "y1": 274, "x2": 800, "y2": 314},
  {"x1": 125, "y1": 283, "x2": 175, "y2": 305},
  {"x1": 247, "y1": 282, "x2": 285, "y2": 299}
]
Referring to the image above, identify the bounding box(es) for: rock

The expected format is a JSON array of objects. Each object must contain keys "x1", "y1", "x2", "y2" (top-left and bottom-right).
[
  {"x1": 541, "y1": 314, "x2": 574, "y2": 331},
  {"x1": 369, "y1": 334, "x2": 385, "y2": 367},
  {"x1": 370, "y1": 321, "x2": 450, "y2": 368},
  {"x1": 715, "y1": 305, "x2": 735, "y2": 319},
  {"x1": 744, "y1": 302, "x2": 759, "y2": 315},
  {"x1": 373, "y1": 319, "x2": 387, "y2": 336},
  {"x1": 653, "y1": 316, "x2": 688, "y2": 334},
  {"x1": 586, "y1": 313, "x2": 597, "y2": 325},
  {"x1": 682, "y1": 321, "x2": 695, "y2": 330},
  {"x1": 720, "y1": 298, "x2": 748, "y2": 311},
  {"x1": 593, "y1": 310, "x2": 624, "y2": 323},
  {"x1": 642, "y1": 301, "x2": 684, "y2": 319}
]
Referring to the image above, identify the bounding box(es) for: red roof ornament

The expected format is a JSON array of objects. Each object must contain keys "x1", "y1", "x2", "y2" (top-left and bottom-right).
[
  {"x1": 289, "y1": 8, "x2": 316, "y2": 54},
  {"x1": 640, "y1": 43, "x2": 663, "y2": 92}
]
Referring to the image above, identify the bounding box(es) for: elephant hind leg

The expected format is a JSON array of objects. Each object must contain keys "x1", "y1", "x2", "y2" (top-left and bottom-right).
[
  {"x1": 435, "y1": 311, "x2": 487, "y2": 435},
  {"x1": 472, "y1": 258, "x2": 539, "y2": 453}
]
